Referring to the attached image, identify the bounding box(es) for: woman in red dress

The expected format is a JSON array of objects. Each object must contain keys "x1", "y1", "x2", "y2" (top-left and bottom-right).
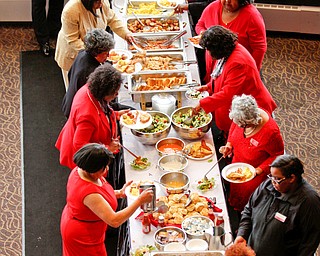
[
  {"x1": 220, "y1": 94, "x2": 284, "y2": 212},
  {"x1": 61, "y1": 143, "x2": 154, "y2": 256}
]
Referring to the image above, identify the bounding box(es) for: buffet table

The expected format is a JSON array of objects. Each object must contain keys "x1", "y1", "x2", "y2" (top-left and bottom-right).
[{"x1": 111, "y1": 0, "x2": 232, "y2": 253}]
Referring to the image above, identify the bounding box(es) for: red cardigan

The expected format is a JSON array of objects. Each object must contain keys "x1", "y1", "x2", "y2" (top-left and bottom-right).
[
  {"x1": 56, "y1": 84, "x2": 117, "y2": 169},
  {"x1": 199, "y1": 43, "x2": 276, "y2": 133},
  {"x1": 195, "y1": 0, "x2": 267, "y2": 82}
]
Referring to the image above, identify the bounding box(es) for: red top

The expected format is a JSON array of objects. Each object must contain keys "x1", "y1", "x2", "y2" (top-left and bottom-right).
[
  {"x1": 61, "y1": 168, "x2": 118, "y2": 256},
  {"x1": 227, "y1": 112, "x2": 284, "y2": 211},
  {"x1": 199, "y1": 43, "x2": 276, "y2": 133},
  {"x1": 55, "y1": 84, "x2": 118, "y2": 169},
  {"x1": 195, "y1": 0, "x2": 267, "y2": 82}
]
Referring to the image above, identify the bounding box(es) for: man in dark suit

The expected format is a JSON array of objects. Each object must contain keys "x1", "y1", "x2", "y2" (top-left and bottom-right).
[{"x1": 32, "y1": 0, "x2": 64, "y2": 56}]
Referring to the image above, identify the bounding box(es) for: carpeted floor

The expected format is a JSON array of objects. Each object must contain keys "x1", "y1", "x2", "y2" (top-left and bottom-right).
[
  {"x1": 0, "y1": 23, "x2": 319, "y2": 255},
  {"x1": 20, "y1": 50, "x2": 69, "y2": 255}
]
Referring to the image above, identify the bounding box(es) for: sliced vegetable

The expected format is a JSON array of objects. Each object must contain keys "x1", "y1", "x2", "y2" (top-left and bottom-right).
[{"x1": 197, "y1": 177, "x2": 215, "y2": 191}]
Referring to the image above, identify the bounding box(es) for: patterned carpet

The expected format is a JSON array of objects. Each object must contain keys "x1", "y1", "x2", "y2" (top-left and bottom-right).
[{"x1": 0, "y1": 23, "x2": 319, "y2": 255}]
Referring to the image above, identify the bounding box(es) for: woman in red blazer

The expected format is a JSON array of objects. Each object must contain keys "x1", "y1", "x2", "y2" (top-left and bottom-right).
[
  {"x1": 56, "y1": 63, "x2": 128, "y2": 171},
  {"x1": 193, "y1": 26, "x2": 276, "y2": 140}
]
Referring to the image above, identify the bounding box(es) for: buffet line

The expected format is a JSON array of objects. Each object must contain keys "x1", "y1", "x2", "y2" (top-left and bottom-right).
[{"x1": 111, "y1": 0, "x2": 232, "y2": 255}]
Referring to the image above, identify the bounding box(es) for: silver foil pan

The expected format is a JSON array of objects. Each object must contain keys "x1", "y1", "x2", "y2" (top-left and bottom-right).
[
  {"x1": 127, "y1": 33, "x2": 184, "y2": 52},
  {"x1": 127, "y1": 70, "x2": 193, "y2": 94}
]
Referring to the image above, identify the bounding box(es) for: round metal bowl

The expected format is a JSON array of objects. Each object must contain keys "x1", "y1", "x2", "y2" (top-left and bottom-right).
[
  {"x1": 154, "y1": 226, "x2": 187, "y2": 251},
  {"x1": 182, "y1": 216, "x2": 214, "y2": 240},
  {"x1": 155, "y1": 137, "x2": 185, "y2": 156},
  {"x1": 159, "y1": 171, "x2": 190, "y2": 194},
  {"x1": 158, "y1": 154, "x2": 188, "y2": 173},
  {"x1": 130, "y1": 111, "x2": 171, "y2": 145},
  {"x1": 171, "y1": 106, "x2": 212, "y2": 140}
]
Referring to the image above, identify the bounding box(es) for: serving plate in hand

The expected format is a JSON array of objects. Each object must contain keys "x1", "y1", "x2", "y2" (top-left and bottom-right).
[
  {"x1": 221, "y1": 162, "x2": 256, "y2": 183},
  {"x1": 120, "y1": 110, "x2": 152, "y2": 129}
]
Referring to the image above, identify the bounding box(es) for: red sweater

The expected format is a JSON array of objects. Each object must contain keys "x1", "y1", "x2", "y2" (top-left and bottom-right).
[
  {"x1": 195, "y1": 0, "x2": 267, "y2": 82},
  {"x1": 227, "y1": 112, "x2": 284, "y2": 211},
  {"x1": 56, "y1": 84, "x2": 118, "y2": 169},
  {"x1": 199, "y1": 43, "x2": 276, "y2": 133}
]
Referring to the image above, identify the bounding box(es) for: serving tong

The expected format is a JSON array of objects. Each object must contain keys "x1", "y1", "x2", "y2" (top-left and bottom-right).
[
  {"x1": 170, "y1": 60, "x2": 198, "y2": 65},
  {"x1": 161, "y1": 30, "x2": 187, "y2": 46},
  {"x1": 169, "y1": 82, "x2": 199, "y2": 89},
  {"x1": 203, "y1": 156, "x2": 224, "y2": 181}
]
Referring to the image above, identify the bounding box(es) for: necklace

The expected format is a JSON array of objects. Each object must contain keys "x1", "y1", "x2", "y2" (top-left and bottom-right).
[{"x1": 243, "y1": 125, "x2": 257, "y2": 136}]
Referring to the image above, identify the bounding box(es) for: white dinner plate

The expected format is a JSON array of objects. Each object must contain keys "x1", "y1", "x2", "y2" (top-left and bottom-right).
[
  {"x1": 184, "y1": 141, "x2": 214, "y2": 161},
  {"x1": 157, "y1": 0, "x2": 178, "y2": 9},
  {"x1": 221, "y1": 163, "x2": 256, "y2": 183},
  {"x1": 185, "y1": 89, "x2": 209, "y2": 100},
  {"x1": 125, "y1": 182, "x2": 161, "y2": 200},
  {"x1": 120, "y1": 110, "x2": 153, "y2": 129},
  {"x1": 188, "y1": 35, "x2": 203, "y2": 49},
  {"x1": 108, "y1": 49, "x2": 133, "y2": 61}
]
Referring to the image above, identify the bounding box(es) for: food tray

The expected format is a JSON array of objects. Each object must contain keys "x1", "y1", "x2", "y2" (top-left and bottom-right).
[
  {"x1": 127, "y1": 16, "x2": 184, "y2": 34},
  {"x1": 127, "y1": 32, "x2": 184, "y2": 52},
  {"x1": 123, "y1": 0, "x2": 170, "y2": 17},
  {"x1": 150, "y1": 251, "x2": 224, "y2": 256},
  {"x1": 127, "y1": 70, "x2": 193, "y2": 94}
]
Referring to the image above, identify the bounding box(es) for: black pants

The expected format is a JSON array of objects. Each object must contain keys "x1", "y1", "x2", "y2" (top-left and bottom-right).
[{"x1": 32, "y1": 0, "x2": 64, "y2": 45}]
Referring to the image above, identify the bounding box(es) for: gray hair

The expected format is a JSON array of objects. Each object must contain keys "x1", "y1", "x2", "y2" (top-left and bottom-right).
[
  {"x1": 84, "y1": 28, "x2": 115, "y2": 57},
  {"x1": 229, "y1": 94, "x2": 262, "y2": 126}
]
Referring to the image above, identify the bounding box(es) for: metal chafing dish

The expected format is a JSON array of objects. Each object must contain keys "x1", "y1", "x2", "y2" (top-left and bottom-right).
[
  {"x1": 127, "y1": 32, "x2": 184, "y2": 52},
  {"x1": 150, "y1": 251, "x2": 225, "y2": 256},
  {"x1": 127, "y1": 70, "x2": 193, "y2": 94},
  {"x1": 126, "y1": 16, "x2": 184, "y2": 34},
  {"x1": 123, "y1": 0, "x2": 170, "y2": 17}
]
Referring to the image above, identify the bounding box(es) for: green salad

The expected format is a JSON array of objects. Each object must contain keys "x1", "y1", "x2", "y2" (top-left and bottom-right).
[
  {"x1": 130, "y1": 157, "x2": 151, "y2": 170},
  {"x1": 138, "y1": 114, "x2": 169, "y2": 133},
  {"x1": 131, "y1": 245, "x2": 156, "y2": 256},
  {"x1": 172, "y1": 110, "x2": 211, "y2": 128},
  {"x1": 197, "y1": 177, "x2": 215, "y2": 191}
]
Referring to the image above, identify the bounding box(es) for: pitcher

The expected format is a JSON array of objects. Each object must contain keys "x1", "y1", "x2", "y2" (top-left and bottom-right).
[{"x1": 206, "y1": 226, "x2": 233, "y2": 250}]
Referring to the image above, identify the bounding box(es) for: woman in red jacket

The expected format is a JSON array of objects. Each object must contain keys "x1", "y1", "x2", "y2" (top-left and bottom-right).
[
  {"x1": 195, "y1": 0, "x2": 266, "y2": 83},
  {"x1": 194, "y1": 26, "x2": 276, "y2": 136},
  {"x1": 55, "y1": 63, "x2": 128, "y2": 175}
]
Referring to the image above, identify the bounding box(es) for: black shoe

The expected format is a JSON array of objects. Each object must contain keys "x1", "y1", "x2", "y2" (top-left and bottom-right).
[{"x1": 40, "y1": 42, "x2": 50, "y2": 56}]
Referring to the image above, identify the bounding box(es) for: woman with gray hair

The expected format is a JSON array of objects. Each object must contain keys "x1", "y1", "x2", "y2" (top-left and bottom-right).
[
  {"x1": 220, "y1": 94, "x2": 284, "y2": 213},
  {"x1": 62, "y1": 28, "x2": 115, "y2": 118}
]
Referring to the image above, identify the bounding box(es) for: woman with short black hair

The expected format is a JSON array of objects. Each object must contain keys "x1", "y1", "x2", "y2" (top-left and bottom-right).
[{"x1": 61, "y1": 143, "x2": 154, "y2": 256}]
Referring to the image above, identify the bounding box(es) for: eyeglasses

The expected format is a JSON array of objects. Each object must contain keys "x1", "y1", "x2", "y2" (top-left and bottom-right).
[{"x1": 267, "y1": 174, "x2": 287, "y2": 185}]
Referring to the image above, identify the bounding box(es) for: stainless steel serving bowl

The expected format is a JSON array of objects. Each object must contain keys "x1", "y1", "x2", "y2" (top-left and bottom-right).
[
  {"x1": 155, "y1": 137, "x2": 185, "y2": 156},
  {"x1": 182, "y1": 216, "x2": 214, "y2": 240},
  {"x1": 157, "y1": 154, "x2": 188, "y2": 173},
  {"x1": 171, "y1": 106, "x2": 212, "y2": 140},
  {"x1": 131, "y1": 111, "x2": 171, "y2": 145},
  {"x1": 159, "y1": 171, "x2": 190, "y2": 194},
  {"x1": 154, "y1": 226, "x2": 187, "y2": 251}
]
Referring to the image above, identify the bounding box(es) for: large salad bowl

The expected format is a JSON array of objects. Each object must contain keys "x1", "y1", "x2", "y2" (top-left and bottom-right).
[{"x1": 171, "y1": 106, "x2": 212, "y2": 140}]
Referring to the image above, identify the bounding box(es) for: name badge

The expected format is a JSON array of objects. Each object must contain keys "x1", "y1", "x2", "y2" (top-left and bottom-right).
[
  {"x1": 275, "y1": 212, "x2": 287, "y2": 223},
  {"x1": 250, "y1": 138, "x2": 259, "y2": 147}
]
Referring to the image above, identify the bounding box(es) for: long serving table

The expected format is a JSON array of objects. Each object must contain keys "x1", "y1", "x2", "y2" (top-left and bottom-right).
[{"x1": 111, "y1": 0, "x2": 231, "y2": 252}]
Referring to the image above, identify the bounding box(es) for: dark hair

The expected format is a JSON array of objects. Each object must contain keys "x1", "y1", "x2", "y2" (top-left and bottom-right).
[
  {"x1": 73, "y1": 143, "x2": 114, "y2": 173},
  {"x1": 84, "y1": 28, "x2": 115, "y2": 57},
  {"x1": 270, "y1": 154, "x2": 304, "y2": 183},
  {"x1": 200, "y1": 25, "x2": 238, "y2": 59},
  {"x1": 81, "y1": 0, "x2": 102, "y2": 17},
  {"x1": 239, "y1": 0, "x2": 254, "y2": 7},
  {"x1": 88, "y1": 63, "x2": 123, "y2": 101}
]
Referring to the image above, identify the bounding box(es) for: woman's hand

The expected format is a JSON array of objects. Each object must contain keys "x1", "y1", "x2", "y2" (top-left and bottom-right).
[
  {"x1": 174, "y1": 3, "x2": 188, "y2": 13},
  {"x1": 116, "y1": 180, "x2": 133, "y2": 198},
  {"x1": 137, "y1": 188, "x2": 154, "y2": 204},
  {"x1": 255, "y1": 168, "x2": 263, "y2": 176},
  {"x1": 125, "y1": 34, "x2": 135, "y2": 44},
  {"x1": 108, "y1": 137, "x2": 121, "y2": 153},
  {"x1": 234, "y1": 236, "x2": 247, "y2": 245},
  {"x1": 219, "y1": 143, "x2": 233, "y2": 158},
  {"x1": 118, "y1": 109, "x2": 131, "y2": 117},
  {"x1": 197, "y1": 85, "x2": 208, "y2": 92},
  {"x1": 192, "y1": 104, "x2": 202, "y2": 115}
]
